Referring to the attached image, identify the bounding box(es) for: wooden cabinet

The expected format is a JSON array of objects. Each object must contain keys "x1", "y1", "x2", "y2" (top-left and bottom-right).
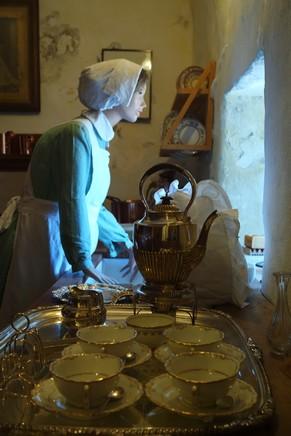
[{"x1": 160, "y1": 61, "x2": 216, "y2": 156}]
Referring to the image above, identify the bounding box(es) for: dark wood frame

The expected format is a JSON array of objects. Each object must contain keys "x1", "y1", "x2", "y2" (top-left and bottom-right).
[
  {"x1": 101, "y1": 48, "x2": 152, "y2": 123},
  {"x1": 0, "y1": 0, "x2": 40, "y2": 113}
]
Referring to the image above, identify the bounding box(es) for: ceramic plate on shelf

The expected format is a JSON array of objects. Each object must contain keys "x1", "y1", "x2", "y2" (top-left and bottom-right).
[
  {"x1": 145, "y1": 374, "x2": 257, "y2": 417},
  {"x1": 172, "y1": 117, "x2": 206, "y2": 145},
  {"x1": 176, "y1": 66, "x2": 205, "y2": 89},
  {"x1": 161, "y1": 111, "x2": 177, "y2": 141},
  {"x1": 31, "y1": 374, "x2": 143, "y2": 420},
  {"x1": 161, "y1": 111, "x2": 206, "y2": 146}
]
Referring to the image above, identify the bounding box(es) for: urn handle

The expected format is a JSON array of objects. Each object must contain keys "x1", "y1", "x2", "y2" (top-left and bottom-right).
[{"x1": 139, "y1": 162, "x2": 197, "y2": 215}]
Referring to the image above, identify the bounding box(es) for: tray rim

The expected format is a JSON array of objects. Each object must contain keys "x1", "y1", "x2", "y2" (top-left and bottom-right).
[{"x1": 0, "y1": 304, "x2": 275, "y2": 435}]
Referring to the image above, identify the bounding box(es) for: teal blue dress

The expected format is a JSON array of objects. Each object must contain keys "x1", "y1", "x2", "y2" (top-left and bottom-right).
[{"x1": 0, "y1": 115, "x2": 132, "y2": 306}]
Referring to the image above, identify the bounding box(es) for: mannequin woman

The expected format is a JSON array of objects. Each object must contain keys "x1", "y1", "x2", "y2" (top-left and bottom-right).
[{"x1": 0, "y1": 59, "x2": 147, "y2": 326}]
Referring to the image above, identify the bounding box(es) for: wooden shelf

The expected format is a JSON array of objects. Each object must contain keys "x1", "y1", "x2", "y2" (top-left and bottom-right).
[
  {"x1": 0, "y1": 132, "x2": 41, "y2": 171},
  {"x1": 0, "y1": 155, "x2": 31, "y2": 171},
  {"x1": 160, "y1": 61, "x2": 216, "y2": 156}
]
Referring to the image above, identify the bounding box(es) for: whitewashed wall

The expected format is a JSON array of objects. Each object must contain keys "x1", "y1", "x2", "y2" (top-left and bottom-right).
[
  {"x1": 0, "y1": 0, "x2": 193, "y2": 209},
  {"x1": 190, "y1": 0, "x2": 291, "y2": 302},
  {"x1": 263, "y1": 0, "x2": 291, "y2": 302}
]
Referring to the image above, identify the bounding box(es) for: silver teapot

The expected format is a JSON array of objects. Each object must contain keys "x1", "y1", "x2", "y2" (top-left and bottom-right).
[{"x1": 133, "y1": 163, "x2": 218, "y2": 292}]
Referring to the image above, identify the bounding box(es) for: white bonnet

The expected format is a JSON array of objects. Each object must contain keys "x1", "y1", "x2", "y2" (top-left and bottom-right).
[{"x1": 78, "y1": 58, "x2": 142, "y2": 111}]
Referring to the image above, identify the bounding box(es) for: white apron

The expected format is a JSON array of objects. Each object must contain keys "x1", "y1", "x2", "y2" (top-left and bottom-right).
[{"x1": 0, "y1": 119, "x2": 110, "y2": 326}]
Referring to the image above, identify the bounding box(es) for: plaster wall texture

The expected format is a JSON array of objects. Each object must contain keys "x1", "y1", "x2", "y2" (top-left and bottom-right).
[
  {"x1": 0, "y1": 0, "x2": 193, "y2": 209},
  {"x1": 263, "y1": 0, "x2": 291, "y2": 301},
  {"x1": 220, "y1": 52, "x2": 265, "y2": 240},
  {"x1": 222, "y1": 92, "x2": 264, "y2": 239},
  {"x1": 190, "y1": 0, "x2": 291, "y2": 301},
  {"x1": 190, "y1": 0, "x2": 265, "y2": 181}
]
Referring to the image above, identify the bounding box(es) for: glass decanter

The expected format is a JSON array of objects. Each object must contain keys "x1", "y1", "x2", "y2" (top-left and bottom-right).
[{"x1": 267, "y1": 272, "x2": 291, "y2": 357}]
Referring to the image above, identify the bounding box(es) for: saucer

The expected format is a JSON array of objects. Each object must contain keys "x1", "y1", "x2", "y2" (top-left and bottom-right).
[
  {"x1": 62, "y1": 340, "x2": 152, "y2": 369},
  {"x1": 31, "y1": 374, "x2": 143, "y2": 420},
  {"x1": 145, "y1": 374, "x2": 257, "y2": 417},
  {"x1": 154, "y1": 342, "x2": 245, "y2": 365}
]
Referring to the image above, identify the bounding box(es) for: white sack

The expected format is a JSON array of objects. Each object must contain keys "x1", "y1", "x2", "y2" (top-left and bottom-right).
[{"x1": 171, "y1": 180, "x2": 249, "y2": 308}]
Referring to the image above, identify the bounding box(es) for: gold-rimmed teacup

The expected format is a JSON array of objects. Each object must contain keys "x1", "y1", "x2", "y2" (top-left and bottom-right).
[
  {"x1": 76, "y1": 324, "x2": 137, "y2": 358},
  {"x1": 165, "y1": 351, "x2": 239, "y2": 408},
  {"x1": 126, "y1": 313, "x2": 175, "y2": 348},
  {"x1": 49, "y1": 353, "x2": 124, "y2": 408},
  {"x1": 163, "y1": 324, "x2": 224, "y2": 354}
]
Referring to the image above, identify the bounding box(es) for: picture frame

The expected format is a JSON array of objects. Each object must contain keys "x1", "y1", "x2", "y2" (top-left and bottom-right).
[
  {"x1": 0, "y1": 0, "x2": 40, "y2": 113},
  {"x1": 101, "y1": 48, "x2": 152, "y2": 122}
]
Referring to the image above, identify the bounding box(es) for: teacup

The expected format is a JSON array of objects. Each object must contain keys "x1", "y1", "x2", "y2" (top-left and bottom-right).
[
  {"x1": 76, "y1": 324, "x2": 137, "y2": 358},
  {"x1": 126, "y1": 313, "x2": 175, "y2": 348},
  {"x1": 163, "y1": 324, "x2": 224, "y2": 354},
  {"x1": 165, "y1": 351, "x2": 239, "y2": 408},
  {"x1": 49, "y1": 353, "x2": 124, "y2": 408}
]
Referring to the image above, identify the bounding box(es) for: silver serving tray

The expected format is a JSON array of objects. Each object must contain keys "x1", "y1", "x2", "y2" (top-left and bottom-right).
[{"x1": 0, "y1": 304, "x2": 274, "y2": 435}]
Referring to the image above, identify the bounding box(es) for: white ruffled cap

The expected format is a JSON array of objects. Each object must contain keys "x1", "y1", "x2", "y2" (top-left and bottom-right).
[{"x1": 78, "y1": 59, "x2": 142, "y2": 111}]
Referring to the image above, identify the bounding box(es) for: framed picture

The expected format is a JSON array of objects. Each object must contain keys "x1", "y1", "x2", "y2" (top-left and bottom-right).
[
  {"x1": 101, "y1": 48, "x2": 152, "y2": 122},
  {"x1": 0, "y1": 0, "x2": 40, "y2": 113}
]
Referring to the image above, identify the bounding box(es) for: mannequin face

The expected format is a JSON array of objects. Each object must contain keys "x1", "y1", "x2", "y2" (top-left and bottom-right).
[{"x1": 118, "y1": 83, "x2": 147, "y2": 123}]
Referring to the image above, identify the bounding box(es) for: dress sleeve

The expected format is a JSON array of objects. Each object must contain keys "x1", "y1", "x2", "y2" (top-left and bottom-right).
[
  {"x1": 56, "y1": 123, "x2": 94, "y2": 272},
  {"x1": 98, "y1": 206, "x2": 133, "y2": 257}
]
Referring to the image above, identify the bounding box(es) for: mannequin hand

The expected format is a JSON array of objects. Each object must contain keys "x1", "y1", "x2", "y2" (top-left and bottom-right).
[
  {"x1": 120, "y1": 248, "x2": 139, "y2": 282},
  {"x1": 82, "y1": 266, "x2": 118, "y2": 285}
]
